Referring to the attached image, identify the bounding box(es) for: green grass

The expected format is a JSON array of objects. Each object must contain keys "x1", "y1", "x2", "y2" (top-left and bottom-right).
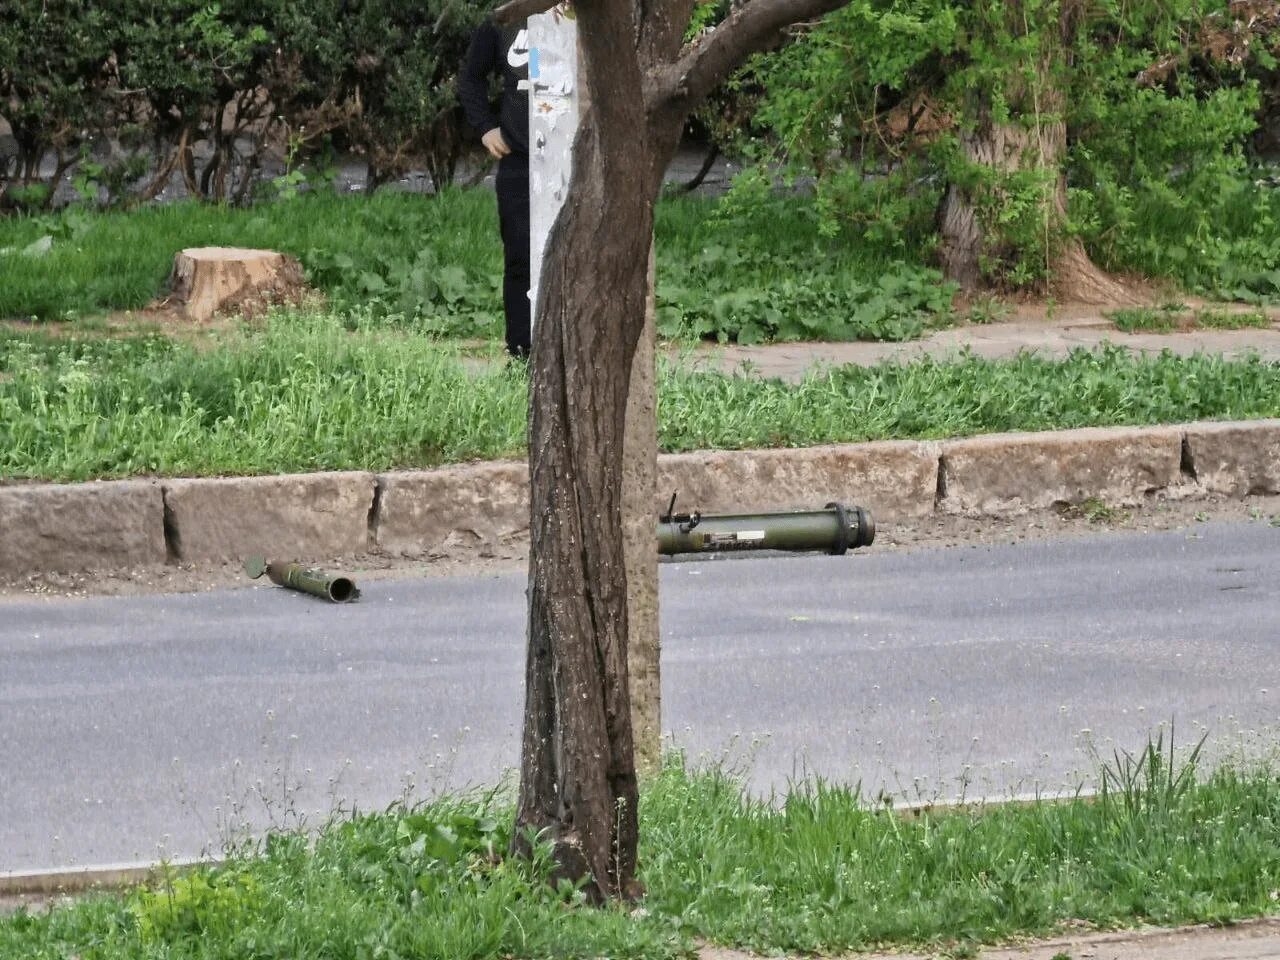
[
  {"x1": 1057, "y1": 496, "x2": 1129, "y2": 525},
  {"x1": 0, "y1": 190, "x2": 952, "y2": 343},
  {"x1": 4, "y1": 743, "x2": 1280, "y2": 960},
  {"x1": 1194, "y1": 308, "x2": 1273, "y2": 330},
  {"x1": 3, "y1": 313, "x2": 1280, "y2": 482},
  {"x1": 654, "y1": 191, "x2": 955, "y2": 343},
  {"x1": 1107, "y1": 304, "x2": 1274, "y2": 333},
  {"x1": 0, "y1": 190, "x2": 503, "y2": 332},
  {"x1": 1107, "y1": 306, "x2": 1184, "y2": 333}
]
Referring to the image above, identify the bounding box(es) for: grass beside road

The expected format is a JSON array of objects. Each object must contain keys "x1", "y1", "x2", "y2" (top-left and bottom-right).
[
  {"x1": 2, "y1": 313, "x2": 1280, "y2": 483},
  {"x1": 5, "y1": 745, "x2": 1280, "y2": 959},
  {"x1": 0, "y1": 189, "x2": 951, "y2": 343}
]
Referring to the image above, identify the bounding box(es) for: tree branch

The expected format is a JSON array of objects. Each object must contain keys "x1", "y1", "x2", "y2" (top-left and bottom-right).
[
  {"x1": 494, "y1": 0, "x2": 560, "y2": 25},
  {"x1": 650, "y1": 0, "x2": 850, "y2": 112}
]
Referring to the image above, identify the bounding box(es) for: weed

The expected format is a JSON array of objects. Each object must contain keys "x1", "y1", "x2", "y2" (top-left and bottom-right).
[
  {"x1": 1194, "y1": 309, "x2": 1272, "y2": 330},
  {"x1": 1096, "y1": 728, "x2": 1206, "y2": 826},
  {"x1": 1059, "y1": 497, "x2": 1127, "y2": 525},
  {"x1": 1107, "y1": 306, "x2": 1179, "y2": 333},
  {"x1": 1108, "y1": 304, "x2": 1272, "y2": 333},
  {"x1": 966, "y1": 295, "x2": 1011, "y2": 325},
  {"x1": 3, "y1": 324, "x2": 1280, "y2": 482}
]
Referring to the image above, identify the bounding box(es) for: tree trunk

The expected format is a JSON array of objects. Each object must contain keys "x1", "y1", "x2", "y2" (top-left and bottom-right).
[
  {"x1": 517, "y1": 108, "x2": 658, "y2": 902},
  {"x1": 938, "y1": 1, "x2": 1132, "y2": 303},
  {"x1": 623, "y1": 243, "x2": 661, "y2": 776},
  {"x1": 507, "y1": 0, "x2": 857, "y2": 904},
  {"x1": 938, "y1": 114, "x2": 1132, "y2": 303}
]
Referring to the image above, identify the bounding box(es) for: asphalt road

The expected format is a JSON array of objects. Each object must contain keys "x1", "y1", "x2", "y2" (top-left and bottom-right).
[{"x1": 2, "y1": 521, "x2": 1277, "y2": 873}]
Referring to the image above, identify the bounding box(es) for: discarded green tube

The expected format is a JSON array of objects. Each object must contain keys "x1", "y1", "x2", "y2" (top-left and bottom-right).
[
  {"x1": 244, "y1": 556, "x2": 361, "y2": 603},
  {"x1": 657, "y1": 502, "x2": 874, "y2": 557}
]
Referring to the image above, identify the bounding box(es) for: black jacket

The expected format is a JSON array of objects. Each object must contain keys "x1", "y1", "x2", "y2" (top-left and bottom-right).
[{"x1": 457, "y1": 20, "x2": 530, "y2": 157}]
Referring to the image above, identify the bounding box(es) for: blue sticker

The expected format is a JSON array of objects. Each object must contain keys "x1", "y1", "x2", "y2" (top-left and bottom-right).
[{"x1": 529, "y1": 47, "x2": 540, "y2": 78}]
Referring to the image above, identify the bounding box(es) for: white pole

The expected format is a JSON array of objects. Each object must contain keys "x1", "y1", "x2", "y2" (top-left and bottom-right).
[{"x1": 525, "y1": 7, "x2": 579, "y2": 331}]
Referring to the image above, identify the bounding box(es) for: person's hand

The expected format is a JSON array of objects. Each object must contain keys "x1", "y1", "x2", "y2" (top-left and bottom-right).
[{"x1": 482, "y1": 128, "x2": 511, "y2": 159}]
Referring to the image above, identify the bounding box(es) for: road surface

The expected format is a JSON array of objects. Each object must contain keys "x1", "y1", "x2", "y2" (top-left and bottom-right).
[{"x1": 1, "y1": 520, "x2": 1277, "y2": 871}]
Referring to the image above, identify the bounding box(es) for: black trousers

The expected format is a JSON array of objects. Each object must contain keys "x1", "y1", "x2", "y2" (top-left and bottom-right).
[{"x1": 496, "y1": 156, "x2": 531, "y2": 357}]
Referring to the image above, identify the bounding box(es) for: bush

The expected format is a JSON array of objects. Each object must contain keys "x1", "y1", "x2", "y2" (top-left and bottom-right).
[
  {"x1": 0, "y1": 2, "x2": 114, "y2": 210},
  {"x1": 1069, "y1": 42, "x2": 1280, "y2": 298},
  {"x1": 0, "y1": 0, "x2": 483, "y2": 210},
  {"x1": 738, "y1": 0, "x2": 1280, "y2": 297}
]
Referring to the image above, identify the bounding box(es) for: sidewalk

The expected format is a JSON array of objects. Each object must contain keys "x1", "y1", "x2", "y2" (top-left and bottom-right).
[
  {"x1": 674, "y1": 309, "x2": 1280, "y2": 382},
  {"x1": 702, "y1": 916, "x2": 1280, "y2": 960}
]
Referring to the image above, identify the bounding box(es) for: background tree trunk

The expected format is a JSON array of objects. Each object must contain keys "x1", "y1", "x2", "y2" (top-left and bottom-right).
[
  {"x1": 937, "y1": 0, "x2": 1132, "y2": 302},
  {"x1": 938, "y1": 112, "x2": 1131, "y2": 302}
]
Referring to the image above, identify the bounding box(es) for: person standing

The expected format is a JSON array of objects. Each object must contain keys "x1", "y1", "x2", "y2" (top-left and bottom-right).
[{"x1": 458, "y1": 20, "x2": 531, "y2": 358}]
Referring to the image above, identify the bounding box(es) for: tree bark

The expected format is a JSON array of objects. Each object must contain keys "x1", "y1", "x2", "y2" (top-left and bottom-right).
[
  {"x1": 938, "y1": 112, "x2": 1132, "y2": 303},
  {"x1": 623, "y1": 243, "x2": 661, "y2": 776},
  {"x1": 517, "y1": 109, "x2": 658, "y2": 902},
  {"x1": 938, "y1": 1, "x2": 1132, "y2": 303},
  {"x1": 509, "y1": 0, "x2": 858, "y2": 902}
]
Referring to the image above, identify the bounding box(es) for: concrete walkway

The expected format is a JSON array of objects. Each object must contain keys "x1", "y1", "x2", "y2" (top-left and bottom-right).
[{"x1": 673, "y1": 311, "x2": 1280, "y2": 382}]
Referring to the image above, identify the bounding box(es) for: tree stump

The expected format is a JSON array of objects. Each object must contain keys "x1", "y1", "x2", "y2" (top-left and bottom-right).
[{"x1": 169, "y1": 247, "x2": 309, "y2": 322}]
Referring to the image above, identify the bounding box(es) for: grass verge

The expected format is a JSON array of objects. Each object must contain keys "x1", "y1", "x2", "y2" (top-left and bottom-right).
[
  {"x1": 3, "y1": 312, "x2": 1280, "y2": 482},
  {"x1": 3, "y1": 745, "x2": 1280, "y2": 959},
  {"x1": 1107, "y1": 304, "x2": 1273, "y2": 333},
  {"x1": 0, "y1": 190, "x2": 951, "y2": 343}
]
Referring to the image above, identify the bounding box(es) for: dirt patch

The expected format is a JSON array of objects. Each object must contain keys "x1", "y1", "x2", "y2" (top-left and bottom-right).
[
  {"x1": 2, "y1": 306, "x2": 240, "y2": 342},
  {"x1": 0, "y1": 294, "x2": 330, "y2": 346},
  {"x1": 3, "y1": 492, "x2": 1276, "y2": 602}
]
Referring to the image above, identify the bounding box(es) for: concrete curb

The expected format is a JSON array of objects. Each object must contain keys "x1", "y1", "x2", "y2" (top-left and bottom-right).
[
  {"x1": 0, "y1": 857, "x2": 213, "y2": 898},
  {"x1": 939, "y1": 426, "x2": 1186, "y2": 515},
  {"x1": 162, "y1": 471, "x2": 377, "y2": 562},
  {"x1": 2, "y1": 419, "x2": 1278, "y2": 577},
  {"x1": 0, "y1": 480, "x2": 166, "y2": 578}
]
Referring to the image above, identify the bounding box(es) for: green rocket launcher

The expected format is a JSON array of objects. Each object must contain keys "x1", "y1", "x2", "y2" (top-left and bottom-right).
[
  {"x1": 657, "y1": 496, "x2": 875, "y2": 557},
  {"x1": 244, "y1": 557, "x2": 361, "y2": 603}
]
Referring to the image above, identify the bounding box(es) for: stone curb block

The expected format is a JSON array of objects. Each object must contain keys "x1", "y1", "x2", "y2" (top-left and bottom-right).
[
  {"x1": 162, "y1": 472, "x2": 375, "y2": 562},
  {"x1": 657, "y1": 442, "x2": 940, "y2": 522},
  {"x1": 375, "y1": 462, "x2": 530, "y2": 556},
  {"x1": 3, "y1": 421, "x2": 1275, "y2": 577},
  {"x1": 1183, "y1": 419, "x2": 1280, "y2": 496},
  {"x1": 939, "y1": 426, "x2": 1185, "y2": 515},
  {"x1": 0, "y1": 858, "x2": 211, "y2": 897},
  {"x1": 0, "y1": 480, "x2": 165, "y2": 576},
  {"x1": 374, "y1": 443, "x2": 940, "y2": 555}
]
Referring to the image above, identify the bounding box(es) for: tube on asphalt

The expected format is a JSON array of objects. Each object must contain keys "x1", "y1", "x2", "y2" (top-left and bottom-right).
[
  {"x1": 244, "y1": 557, "x2": 361, "y2": 603},
  {"x1": 656, "y1": 502, "x2": 875, "y2": 557}
]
